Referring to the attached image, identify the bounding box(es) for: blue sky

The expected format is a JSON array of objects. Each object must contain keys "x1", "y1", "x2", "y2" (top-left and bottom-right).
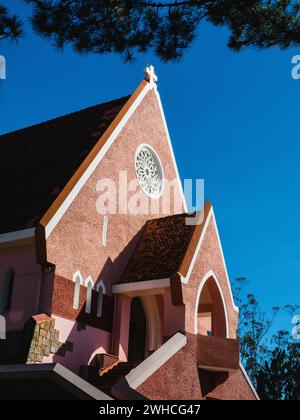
[{"x1": 1, "y1": 1, "x2": 299, "y2": 333}]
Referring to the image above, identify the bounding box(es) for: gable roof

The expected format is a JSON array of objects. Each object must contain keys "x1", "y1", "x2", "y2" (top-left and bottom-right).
[
  {"x1": 0, "y1": 96, "x2": 129, "y2": 234},
  {"x1": 121, "y1": 212, "x2": 197, "y2": 283},
  {"x1": 120, "y1": 202, "x2": 213, "y2": 284}
]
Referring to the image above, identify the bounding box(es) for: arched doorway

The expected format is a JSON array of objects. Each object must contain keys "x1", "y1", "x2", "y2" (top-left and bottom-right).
[
  {"x1": 128, "y1": 298, "x2": 147, "y2": 361},
  {"x1": 196, "y1": 273, "x2": 228, "y2": 338}
]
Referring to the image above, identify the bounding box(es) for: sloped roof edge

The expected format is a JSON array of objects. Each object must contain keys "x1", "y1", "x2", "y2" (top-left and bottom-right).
[{"x1": 40, "y1": 80, "x2": 150, "y2": 240}]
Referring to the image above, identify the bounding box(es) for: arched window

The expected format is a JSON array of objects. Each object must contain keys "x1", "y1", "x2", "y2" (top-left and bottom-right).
[
  {"x1": 0, "y1": 268, "x2": 15, "y2": 315},
  {"x1": 73, "y1": 271, "x2": 84, "y2": 310},
  {"x1": 96, "y1": 281, "x2": 106, "y2": 318},
  {"x1": 195, "y1": 271, "x2": 229, "y2": 338},
  {"x1": 85, "y1": 276, "x2": 94, "y2": 314}
]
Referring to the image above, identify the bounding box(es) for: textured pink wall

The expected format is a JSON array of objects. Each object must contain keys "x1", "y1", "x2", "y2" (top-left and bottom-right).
[
  {"x1": 42, "y1": 315, "x2": 111, "y2": 374},
  {"x1": 183, "y1": 216, "x2": 239, "y2": 339},
  {"x1": 163, "y1": 290, "x2": 185, "y2": 338},
  {"x1": 46, "y1": 88, "x2": 184, "y2": 297},
  {"x1": 137, "y1": 335, "x2": 257, "y2": 400},
  {"x1": 0, "y1": 244, "x2": 42, "y2": 331},
  {"x1": 138, "y1": 336, "x2": 202, "y2": 400},
  {"x1": 112, "y1": 294, "x2": 131, "y2": 360}
]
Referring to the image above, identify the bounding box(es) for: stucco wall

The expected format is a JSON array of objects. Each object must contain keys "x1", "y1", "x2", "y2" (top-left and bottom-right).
[
  {"x1": 137, "y1": 334, "x2": 257, "y2": 400},
  {"x1": 0, "y1": 244, "x2": 41, "y2": 331},
  {"x1": 42, "y1": 315, "x2": 111, "y2": 374},
  {"x1": 46, "y1": 88, "x2": 184, "y2": 298},
  {"x1": 51, "y1": 275, "x2": 114, "y2": 331},
  {"x1": 182, "y1": 216, "x2": 239, "y2": 339}
]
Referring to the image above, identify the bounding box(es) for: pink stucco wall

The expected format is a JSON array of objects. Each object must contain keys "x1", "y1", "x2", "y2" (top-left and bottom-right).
[
  {"x1": 137, "y1": 335, "x2": 257, "y2": 400},
  {"x1": 42, "y1": 315, "x2": 111, "y2": 374},
  {"x1": 0, "y1": 243, "x2": 42, "y2": 331},
  {"x1": 112, "y1": 294, "x2": 131, "y2": 360},
  {"x1": 163, "y1": 290, "x2": 185, "y2": 338},
  {"x1": 183, "y1": 216, "x2": 239, "y2": 339},
  {"x1": 46, "y1": 88, "x2": 184, "y2": 297},
  {"x1": 43, "y1": 87, "x2": 185, "y2": 361}
]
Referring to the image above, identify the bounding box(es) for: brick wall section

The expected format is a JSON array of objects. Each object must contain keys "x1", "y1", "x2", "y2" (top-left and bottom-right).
[{"x1": 51, "y1": 275, "x2": 114, "y2": 332}]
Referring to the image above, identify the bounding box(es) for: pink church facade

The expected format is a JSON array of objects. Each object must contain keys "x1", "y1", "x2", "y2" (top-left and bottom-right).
[{"x1": 0, "y1": 70, "x2": 258, "y2": 400}]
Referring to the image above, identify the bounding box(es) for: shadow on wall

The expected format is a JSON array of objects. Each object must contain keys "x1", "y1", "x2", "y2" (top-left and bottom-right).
[{"x1": 47, "y1": 226, "x2": 145, "y2": 374}]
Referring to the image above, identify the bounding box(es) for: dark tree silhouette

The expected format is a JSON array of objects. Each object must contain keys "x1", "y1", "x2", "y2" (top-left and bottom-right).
[
  {"x1": 2, "y1": 1, "x2": 300, "y2": 61},
  {"x1": 0, "y1": 5, "x2": 23, "y2": 40},
  {"x1": 233, "y1": 277, "x2": 300, "y2": 401}
]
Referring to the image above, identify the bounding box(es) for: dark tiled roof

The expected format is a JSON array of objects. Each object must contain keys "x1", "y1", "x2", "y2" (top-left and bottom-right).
[
  {"x1": 121, "y1": 213, "x2": 197, "y2": 283},
  {"x1": 0, "y1": 96, "x2": 130, "y2": 234}
]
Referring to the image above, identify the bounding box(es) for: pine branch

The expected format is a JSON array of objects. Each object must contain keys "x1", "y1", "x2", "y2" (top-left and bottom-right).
[{"x1": 0, "y1": 4, "x2": 23, "y2": 40}]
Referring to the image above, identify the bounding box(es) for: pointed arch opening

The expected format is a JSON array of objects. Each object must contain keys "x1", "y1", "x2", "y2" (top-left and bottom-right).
[
  {"x1": 96, "y1": 281, "x2": 106, "y2": 318},
  {"x1": 195, "y1": 271, "x2": 229, "y2": 338},
  {"x1": 127, "y1": 295, "x2": 163, "y2": 362},
  {"x1": 73, "y1": 271, "x2": 84, "y2": 310},
  {"x1": 85, "y1": 276, "x2": 94, "y2": 314}
]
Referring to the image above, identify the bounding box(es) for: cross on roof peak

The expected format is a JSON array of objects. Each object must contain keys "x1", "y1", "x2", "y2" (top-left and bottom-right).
[{"x1": 144, "y1": 65, "x2": 158, "y2": 86}]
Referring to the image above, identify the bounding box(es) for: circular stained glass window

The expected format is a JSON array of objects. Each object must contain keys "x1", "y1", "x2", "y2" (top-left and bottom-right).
[{"x1": 135, "y1": 145, "x2": 164, "y2": 199}]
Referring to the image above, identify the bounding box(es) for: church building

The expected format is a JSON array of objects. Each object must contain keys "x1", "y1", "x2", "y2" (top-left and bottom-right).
[{"x1": 0, "y1": 68, "x2": 258, "y2": 400}]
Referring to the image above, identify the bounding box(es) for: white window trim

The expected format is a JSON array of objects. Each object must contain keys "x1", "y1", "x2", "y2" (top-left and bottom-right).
[
  {"x1": 85, "y1": 276, "x2": 95, "y2": 314},
  {"x1": 102, "y1": 216, "x2": 109, "y2": 247},
  {"x1": 73, "y1": 271, "x2": 84, "y2": 310},
  {"x1": 194, "y1": 270, "x2": 229, "y2": 338},
  {"x1": 96, "y1": 280, "x2": 106, "y2": 318}
]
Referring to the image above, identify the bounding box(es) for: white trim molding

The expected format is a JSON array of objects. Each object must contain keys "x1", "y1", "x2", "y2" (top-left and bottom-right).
[
  {"x1": 140, "y1": 295, "x2": 163, "y2": 352},
  {"x1": 96, "y1": 279, "x2": 106, "y2": 294},
  {"x1": 72, "y1": 270, "x2": 84, "y2": 285},
  {"x1": 45, "y1": 82, "x2": 151, "y2": 239},
  {"x1": 96, "y1": 280, "x2": 106, "y2": 318},
  {"x1": 240, "y1": 362, "x2": 260, "y2": 400},
  {"x1": 112, "y1": 278, "x2": 170, "y2": 296},
  {"x1": 0, "y1": 228, "x2": 35, "y2": 247},
  {"x1": 85, "y1": 276, "x2": 95, "y2": 314},
  {"x1": 102, "y1": 216, "x2": 109, "y2": 247},
  {"x1": 125, "y1": 332, "x2": 186, "y2": 390},
  {"x1": 154, "y1": 89, "x2": 188, "y2": 213},
  {"x1": 194, "y1": 270, "x2": 229, "y2": 338},
  {"x1": 181, "y1": 206, "x2": 239, "y2": 313},
  {"x1": 73, "y1": 271, "x2": 84, "y2": 310}
]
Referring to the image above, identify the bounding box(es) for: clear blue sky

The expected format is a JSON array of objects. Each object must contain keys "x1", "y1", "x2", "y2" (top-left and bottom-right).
[{"x1": 1, "y1": 1, "x2": 299, "y2": 332}]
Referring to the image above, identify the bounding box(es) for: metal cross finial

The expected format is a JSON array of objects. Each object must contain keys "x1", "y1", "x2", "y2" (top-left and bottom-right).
[{"x1": 144, "y1": 65, "x2": 158, "y2": 86}]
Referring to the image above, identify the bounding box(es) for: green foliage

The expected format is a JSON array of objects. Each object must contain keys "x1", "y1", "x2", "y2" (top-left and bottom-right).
[
  {"x1": 2, "y1": 1, "x2": 300, "y2": 60},
  {"x1": 233, "y1": 277, "x2": 300, "y2": 400}
]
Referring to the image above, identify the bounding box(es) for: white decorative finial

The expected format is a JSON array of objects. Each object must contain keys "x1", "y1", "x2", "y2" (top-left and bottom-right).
[{"x1": 144, "y1": 65, "x2": 158, "y2": 87}]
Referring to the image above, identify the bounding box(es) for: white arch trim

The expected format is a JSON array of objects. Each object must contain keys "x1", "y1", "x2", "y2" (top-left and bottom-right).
[
  {"x1": 72, "y1": 270, "x2": 84, "y2": 285},
  {"x1": 182, "y1": 206, "x2": 239, "y2": 313},
  {"x1": 140, "y1": 295, "x2": 163, "y2": 352},
  {"x1": 85, "y1": 276, "x2": 95, "y2": 314},
  {"x1": 194, "y1": 270, "x2": 230, "y2": 338},
  {"x1": 73, "y1": 271, "x2": 84, "y2": 310},
  {"x1": 85, "y1": 275, "x2": 94, "y2": 287},
  {"x1": 96, "y1": 280, "x2": 106, "y2": 294}
]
